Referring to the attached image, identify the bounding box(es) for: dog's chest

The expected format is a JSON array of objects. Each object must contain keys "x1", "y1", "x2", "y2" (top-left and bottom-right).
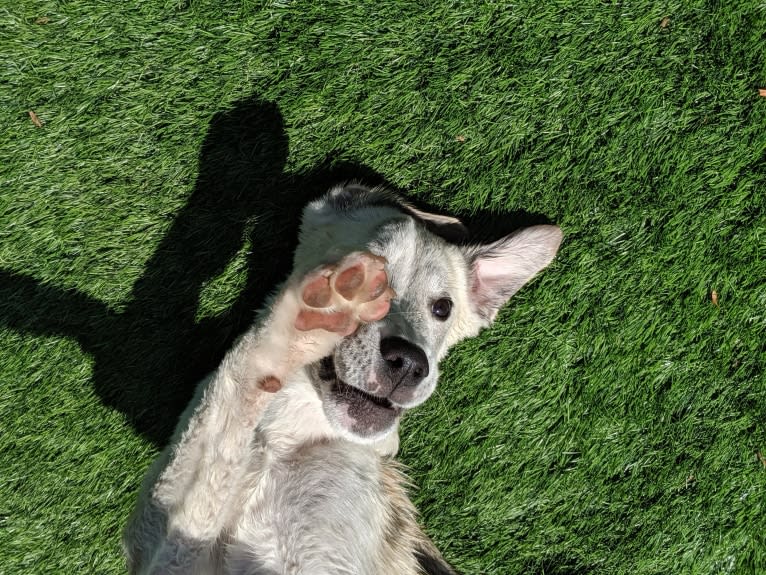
[{"x1": 223, "y1": 440, "x2": 387, "y2": 575}]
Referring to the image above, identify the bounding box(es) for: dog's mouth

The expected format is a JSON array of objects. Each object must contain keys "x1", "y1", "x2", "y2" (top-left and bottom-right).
[
  {"x1": 332, "y1": 380, "x2": 395, "y2": 411},
  {"x1": 316, "y1": 356, "x2": 402, "y2": 440}
]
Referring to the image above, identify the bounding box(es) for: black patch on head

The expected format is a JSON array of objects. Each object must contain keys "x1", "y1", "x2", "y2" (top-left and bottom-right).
[{"x1": 415, "y1": 548, "x2": 458, "y2": 575}]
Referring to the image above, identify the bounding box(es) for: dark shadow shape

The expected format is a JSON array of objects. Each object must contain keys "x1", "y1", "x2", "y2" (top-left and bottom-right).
[
  {"x1": 0, "y1": 97, "x2": 387, "y2": 445},
  {"x1": 0, "y1": 95, "x2": 549, "y2": 447}
]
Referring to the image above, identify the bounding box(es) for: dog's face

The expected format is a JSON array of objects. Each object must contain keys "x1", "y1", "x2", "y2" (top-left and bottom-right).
[{"x1": 295, "y1": 185, "x2": 562, "y2": 443}]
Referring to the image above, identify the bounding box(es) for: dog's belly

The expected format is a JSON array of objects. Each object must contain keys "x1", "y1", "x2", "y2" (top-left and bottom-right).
[{"x1": 224, "y1": 441, "x2": 387, "y2": 575}]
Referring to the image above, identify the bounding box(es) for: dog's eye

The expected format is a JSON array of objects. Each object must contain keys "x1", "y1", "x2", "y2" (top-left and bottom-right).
[{"x1": 431, "y1": 298, "x2": 452, "y2": 320}]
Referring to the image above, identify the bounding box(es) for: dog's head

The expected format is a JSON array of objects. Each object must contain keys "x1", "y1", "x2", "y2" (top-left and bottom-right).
[{"x1": 294, "y1": 184, "x2": 562, "y2": 443}]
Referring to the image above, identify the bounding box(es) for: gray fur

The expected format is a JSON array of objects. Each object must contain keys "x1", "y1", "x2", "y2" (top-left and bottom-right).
[{"x1": 123, "y1": 184, "x2": 562, "y2": 574}]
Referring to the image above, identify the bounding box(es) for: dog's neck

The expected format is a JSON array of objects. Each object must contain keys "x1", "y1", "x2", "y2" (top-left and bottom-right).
[{"x1": 256, "y1": 368, "x2": 400, "y2": 458}]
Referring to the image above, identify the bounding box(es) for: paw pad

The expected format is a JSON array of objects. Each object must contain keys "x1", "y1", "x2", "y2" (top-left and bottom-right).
[{"x1": 296, "y1": 252, "x2": 395, "y2": 334}]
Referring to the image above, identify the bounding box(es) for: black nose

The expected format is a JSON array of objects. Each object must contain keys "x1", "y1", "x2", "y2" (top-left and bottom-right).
[{"x1": 380, "y1": 336, "x2": 429, "y2": 388}]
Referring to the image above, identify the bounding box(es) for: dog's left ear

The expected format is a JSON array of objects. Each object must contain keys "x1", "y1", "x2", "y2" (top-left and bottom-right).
[
  {"x1": 399, "y1": 203, "x2": 468, "y2": 243},
  {"x1": 463, "y1": 225, "x2": 563, "y2": 323}
]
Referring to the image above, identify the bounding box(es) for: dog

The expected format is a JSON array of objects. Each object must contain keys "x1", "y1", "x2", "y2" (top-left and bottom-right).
[{"x1": 123, "y1": 184, "x2": 562, "y2": 574}]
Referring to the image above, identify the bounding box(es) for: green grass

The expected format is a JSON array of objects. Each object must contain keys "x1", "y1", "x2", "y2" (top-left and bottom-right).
[{"x1": 1, "y1": 1, "x2": 764, "y2": 573}]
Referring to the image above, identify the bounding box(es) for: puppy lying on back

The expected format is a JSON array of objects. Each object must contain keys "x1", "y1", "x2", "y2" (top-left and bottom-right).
[{"x1": 124, "y1": 184, "x2": 562, "y2": 574}]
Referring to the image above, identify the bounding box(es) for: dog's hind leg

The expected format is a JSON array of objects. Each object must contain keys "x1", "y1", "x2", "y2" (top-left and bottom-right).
[{"x1": 123, "y1": 252, "x2": 393, "y2": 574}]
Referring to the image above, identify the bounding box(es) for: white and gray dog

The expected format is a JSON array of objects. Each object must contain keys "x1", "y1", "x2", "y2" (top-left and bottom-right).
[{"x1": 123, "y1": 184, "x2": 562, "y2": 574}]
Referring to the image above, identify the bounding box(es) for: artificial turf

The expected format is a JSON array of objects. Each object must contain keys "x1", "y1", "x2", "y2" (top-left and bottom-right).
[{"x1": 1, "y1": 1, "x2": 764, "y2": 573}]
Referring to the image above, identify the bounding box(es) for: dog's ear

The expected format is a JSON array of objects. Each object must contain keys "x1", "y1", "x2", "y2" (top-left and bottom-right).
[
  {"x1": 462, "y1": 225, "x2": 563, "y2": 323},
  {"x1": 316, "y1": 183, "x2": 469, "y2": 243},
  {"x1": 397, "y1": 203, "x2": 468, "y2": 243}
]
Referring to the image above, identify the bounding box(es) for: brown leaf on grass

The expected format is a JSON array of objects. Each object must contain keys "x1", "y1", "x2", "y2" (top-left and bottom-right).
[
  {"x1": 711, "y1": 290, "x2": 719, "y2": 306},
  {"x1": 757, "y1": 451, "x2": 766, "y2": 468},
  {"x1": 660, "y1": 16, "x2": 670, "y2": 29},
  {"x1": 455, "y1": 135, "x2": 466, "y2": 142},
  {"x1": 759, "y1": 88, "x2": 766, "y2": 98},
  {"x1": 28, "y1": 110, "x2": 44, "y2": 128},
  {"x1": 35, "y1": 16, "x2": 50, "y2": 24}
]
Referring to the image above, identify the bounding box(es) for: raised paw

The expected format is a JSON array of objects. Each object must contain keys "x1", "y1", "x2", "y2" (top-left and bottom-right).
[{"x1": 295, "y1": 252, "x2": 395, "y2": 336}]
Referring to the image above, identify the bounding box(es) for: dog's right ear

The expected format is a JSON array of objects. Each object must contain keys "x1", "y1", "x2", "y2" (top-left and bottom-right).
[{"x1": 462, "y1": 225, "x2": 563, "y2": 324}]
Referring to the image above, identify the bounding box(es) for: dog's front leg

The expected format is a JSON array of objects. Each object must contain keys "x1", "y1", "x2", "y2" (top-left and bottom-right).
[{"x1": 124, "y1": 252, "x2": 393, "y2": 574}]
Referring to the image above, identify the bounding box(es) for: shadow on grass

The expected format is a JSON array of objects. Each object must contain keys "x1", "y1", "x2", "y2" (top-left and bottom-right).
[{"x1": 0, "y1": 95, "x2": 550, "y2": 446}]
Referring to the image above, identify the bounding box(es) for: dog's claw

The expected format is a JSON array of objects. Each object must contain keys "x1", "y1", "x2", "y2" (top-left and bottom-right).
[{"x1": 297, "y1": 252, "x2": 392, "y2": 334}]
